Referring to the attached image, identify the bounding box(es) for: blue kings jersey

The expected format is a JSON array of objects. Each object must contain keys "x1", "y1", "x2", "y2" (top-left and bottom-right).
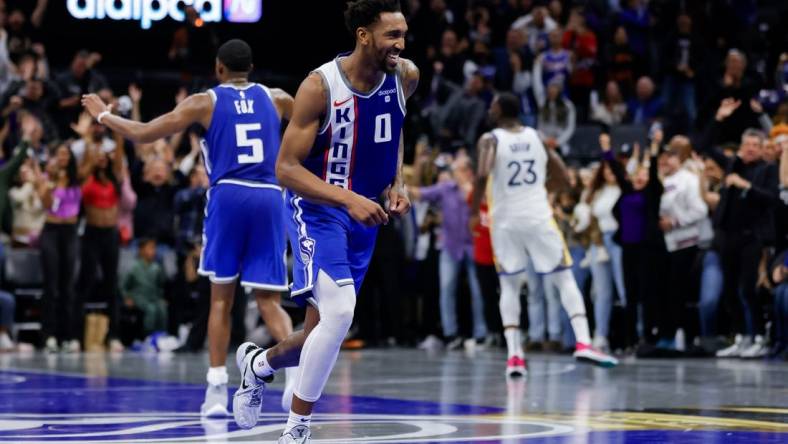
[
  {"x1": 541, "y1": 49, "x2": 571, "y2": 88},
  {"x1": 202, "y1": 83, "x2": 281, "y2": 186},
  {"x1": 303, "y1": 54, "x2": 406, "y2": 199}
]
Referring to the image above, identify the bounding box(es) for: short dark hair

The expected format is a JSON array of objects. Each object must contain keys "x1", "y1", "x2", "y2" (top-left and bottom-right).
[
  {"x1": 138, "y1": 237, "x2": 157, "y2": 250},
  {"x1": 216, "y1": 39, "x2": 253, "y2": 72},
  {"x1": 344, "y1": 0, "x2": 401, "y2": 36},
  {"x1": 497, "y1": 92, "x2": 521, "y2": 119}
]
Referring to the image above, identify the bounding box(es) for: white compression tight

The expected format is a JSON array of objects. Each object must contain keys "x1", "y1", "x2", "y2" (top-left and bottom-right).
[
  {"x1": 293, "y1": 270, "x2": 356, "y2": 403},
  {"x1": 499, "y1": 273, "x2": 525, "y2": 327},
  {"x1": 543, "y1": 268, "x2": 591, "y2": 345}
]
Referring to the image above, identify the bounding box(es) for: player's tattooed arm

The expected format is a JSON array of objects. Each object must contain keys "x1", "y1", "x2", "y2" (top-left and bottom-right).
[
  {"x1": 270, "y1": 88, "x2": 295, "y2": 122},
  {"x1": 398, "y1": 58, "x2": 420, "y2": 99},
  {"x1": 384, "y1": 59, "x2": 419, "y2": 217},
  {"x1": 386, "y1": 129, "x2": 411, "y2": 217},
  {"x1": 81, "y1": 93, "x2": 212, "y2": 144},
  {"x1": 470, "y1": 132, "x2": 496, "y2": 227},
  {"x1": 277, "y1": 73, "x2": 389, "y2": 226},
  {"x1": 545, "y1": 148, "x2": 571, "y2": 192}
]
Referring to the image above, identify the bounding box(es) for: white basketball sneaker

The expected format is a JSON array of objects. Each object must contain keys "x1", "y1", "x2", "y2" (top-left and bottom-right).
[
  {"x1": 201, "y1": 383, "x2": 229, "y2": 417},
  {"x1": 232, "y1": 342, "x2": 272, "y2": 429},
  {"x1": 505, "y1": 356, "x2": 527, "y2": 378},
  {"x1": 278, "y1": 425, "x2": 311, "y2": 443},
  {"x1": 573, "y1": 343, "x2": 618, "y2": 367},
  {"x1": 716, "y1": 334, "x2": 747, "y2": 358}
]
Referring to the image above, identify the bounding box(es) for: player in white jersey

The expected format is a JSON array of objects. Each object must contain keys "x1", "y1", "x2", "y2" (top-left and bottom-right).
[{"x1": 472, "y1": 93, "x2": 618, "y2": 377}]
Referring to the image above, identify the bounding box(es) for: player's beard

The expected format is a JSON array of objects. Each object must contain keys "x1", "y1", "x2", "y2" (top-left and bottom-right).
[{"x1": 378, "y1": 48, "x2": 399, "y2": 73}]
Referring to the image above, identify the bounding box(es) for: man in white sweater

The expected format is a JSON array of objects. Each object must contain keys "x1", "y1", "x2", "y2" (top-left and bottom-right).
[{"x1": 657, "y1": 137, "x2": 708, "y2": 350}]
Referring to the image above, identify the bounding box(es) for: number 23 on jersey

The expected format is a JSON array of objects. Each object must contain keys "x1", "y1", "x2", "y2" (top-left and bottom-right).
[{"x1": 507, "y1": 159, "x2": 537, "y2": 186}]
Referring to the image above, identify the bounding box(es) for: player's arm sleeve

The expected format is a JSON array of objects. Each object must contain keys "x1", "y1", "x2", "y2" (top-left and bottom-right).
[{"x1": 99, "y1": 93, "x2": 211, "y2": 144}]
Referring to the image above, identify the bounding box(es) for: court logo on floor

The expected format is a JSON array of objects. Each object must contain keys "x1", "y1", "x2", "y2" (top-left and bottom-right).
[{"x1": 0, "y1": 412, "x2": 575, "y2": 442}]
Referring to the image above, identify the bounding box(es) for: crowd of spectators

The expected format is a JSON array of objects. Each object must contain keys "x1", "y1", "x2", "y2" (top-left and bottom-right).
[{"x1": 0, "y1": 0, "x2": 786, "y2": 361}]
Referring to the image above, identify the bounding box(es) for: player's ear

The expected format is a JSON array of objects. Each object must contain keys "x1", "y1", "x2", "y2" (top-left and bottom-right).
[{"x1": 357, "y1": 27, "x2": 370, "y2": 46}]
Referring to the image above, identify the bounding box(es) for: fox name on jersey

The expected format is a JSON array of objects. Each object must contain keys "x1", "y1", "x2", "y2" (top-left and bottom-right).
[
  {"x1": 202, "y1": 84, "x2": 281, "y2": 187},
  {"x1": 233, "y1": 98, "x2": 256, "y2": 115}
]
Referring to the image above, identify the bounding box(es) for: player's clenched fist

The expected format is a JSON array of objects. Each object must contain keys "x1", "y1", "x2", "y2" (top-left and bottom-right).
[
  {"x1": 386, "y1": 185, "x2": 411, "y2": 217},
  {"x1": 343, "y1": 192, "x2": 389, "y2": 227}
]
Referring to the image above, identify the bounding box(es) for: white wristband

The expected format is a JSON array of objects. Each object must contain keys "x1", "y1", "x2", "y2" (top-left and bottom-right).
[{"x1": 97, "y1": 111, "x2": 111, "y2": 124}]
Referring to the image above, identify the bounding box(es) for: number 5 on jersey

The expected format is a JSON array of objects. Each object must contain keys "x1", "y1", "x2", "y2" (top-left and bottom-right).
[{"x1": 236, "y1": 123, "x2": 264, "y2": 164}]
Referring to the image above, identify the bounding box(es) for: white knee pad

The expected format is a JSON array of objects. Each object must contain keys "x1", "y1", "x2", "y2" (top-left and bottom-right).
[
  {"x1": 314, "y1": 271, "x2": 356, "y2": 336},
  {"x1": 293, "y1": 270, "x2": 356, "y2": 403},
  {"x1": 499, "y1": 273, "x2": 525, "y2": 327}
]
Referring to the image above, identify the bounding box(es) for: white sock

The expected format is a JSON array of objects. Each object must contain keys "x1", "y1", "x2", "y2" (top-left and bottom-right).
[
  {"x1": 545, "y1": 269, "x2": 591, "y2": 345},
  {"x1": 504, "y1": 328, "x2": 523, "y2": 358},
  {"x1": 206, "y1": 366, "x2": 228, "y2": 386},
  {"x1": 281, "y1": 366, "x2": 298, "y2": 412},
  {"x1": 251, "y1": 349, "x2": 274, "y2": 379},
  {"x1": 285, "y1": 410, "x2": 311, "y2": 433}
]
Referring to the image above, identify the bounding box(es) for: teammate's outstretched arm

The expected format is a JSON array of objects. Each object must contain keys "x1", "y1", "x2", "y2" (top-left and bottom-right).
[
  {"x1": 81, "y1": 93, "x2": 212, "y2": 144},
  {"x1": 275, "y1": 73, "x2": 388, "y2": 227},
  {"x1": 270, "y1": 88, "x2": 295, "y2": 122}
]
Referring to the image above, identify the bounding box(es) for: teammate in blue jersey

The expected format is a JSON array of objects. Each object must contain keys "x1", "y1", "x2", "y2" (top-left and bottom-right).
[
  {"x1": 231, "y1": 1, "x2": 419, "y2": 442},
  {"x1": 81, "y1": 39, "x2": 298, "y2": 417}
]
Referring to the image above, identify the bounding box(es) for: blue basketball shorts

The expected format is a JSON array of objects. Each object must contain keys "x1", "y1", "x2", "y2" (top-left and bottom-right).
[
  {"x1": 285, "y1": 191, "x2": 378, "y2": 307},
  {"x1": 198, "y1": 181, "x2": 288, "y2": 290}
]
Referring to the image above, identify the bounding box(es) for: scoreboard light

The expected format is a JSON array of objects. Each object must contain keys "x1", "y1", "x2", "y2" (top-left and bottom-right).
[{"x1": 66, "y1": 0, "x2": 262, "y2": 29}]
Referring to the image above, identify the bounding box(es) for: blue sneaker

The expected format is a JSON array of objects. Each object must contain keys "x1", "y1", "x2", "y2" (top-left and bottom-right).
[{"x1": 656, "y1": 339, "x2": 676, "y2": 350}]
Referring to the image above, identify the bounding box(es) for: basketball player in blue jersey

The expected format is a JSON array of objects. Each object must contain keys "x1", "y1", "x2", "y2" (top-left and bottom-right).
[
  {"x1": 231, "y1": 1, "x2": 418, "y2": 442},
  {"x1": 81, "y1": 39, "x2": 299, "y2": 417}
]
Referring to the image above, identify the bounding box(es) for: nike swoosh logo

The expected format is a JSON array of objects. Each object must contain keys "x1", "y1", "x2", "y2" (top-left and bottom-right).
[
  {"x1": 333, "y1": 97, "x2": 352, "y2": 107},
  {"x1": 241, "y1": 367, "x2": 249, "y2": 390}
]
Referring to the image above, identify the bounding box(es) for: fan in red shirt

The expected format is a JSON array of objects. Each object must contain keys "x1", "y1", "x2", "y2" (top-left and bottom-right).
[
  {"x1": 562, "y1": 7, "x2": 597, "y2": 120},
  {"x1": 467, "y1": 190, "x2": 501, "y2": 342}
]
